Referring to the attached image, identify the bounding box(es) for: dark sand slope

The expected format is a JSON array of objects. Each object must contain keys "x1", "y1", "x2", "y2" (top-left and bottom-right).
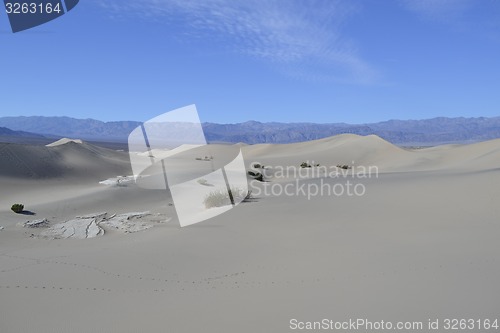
[{"x1": 0, "y1": 140, "x2": 131, "y2": 180}]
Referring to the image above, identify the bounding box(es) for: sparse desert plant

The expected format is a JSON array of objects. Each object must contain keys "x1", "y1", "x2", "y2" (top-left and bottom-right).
[
  {"x1": 195, "y1": 156, "x2": 214, "y2": 161},
  {"x1": 204, "y1": 189, "x2": 229, "y2": 208},
  {"x1": 197, "y1": 178, "x2": 211, "y2": 186},
  {"x1": 247, "y1": 170, "x2": 264, "y2": 182},
  {"x1": 115, "y1": 177, "x2": 128, "y2": 187},
  {"x1": 337, "y1": 164, "x2": 351, "y2": 170},
  {"x1": 230, "y1": 187, "x2": 252, "y2": 203},
  {"x1": 244, "y1": 189, "x2": 252, "y2": 199},
  {"x1": 204, "y1": 187, "x2": 252, "y2": 208},
  {"x1": 252, "y1": 163, "x2": 264, "y2": 169},
  {"x1": 11, "y1": 204, "x2": 24, "y2": 214},
  {"x1": 300, "y1": 162, "x2": 312, "y2": 168}
]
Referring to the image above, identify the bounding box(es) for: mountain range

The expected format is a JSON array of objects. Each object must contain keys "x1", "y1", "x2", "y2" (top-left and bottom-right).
[
  {"x1": 1, "y1": 115, "x2": 500, "y2": 146},
  {"x1": 0, "y1": 126, "x2": 45, "y2": 138}
]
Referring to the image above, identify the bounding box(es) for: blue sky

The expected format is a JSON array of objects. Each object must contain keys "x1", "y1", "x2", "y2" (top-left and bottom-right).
[{"x1": 1, "y1": 0, "x2": 499, "y2": 124}]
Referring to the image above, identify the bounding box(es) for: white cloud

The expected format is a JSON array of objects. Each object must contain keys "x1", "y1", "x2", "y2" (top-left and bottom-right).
[
  {"x1": 96, "y1": 0, "x2": 377, "y2": 84},
  {"x1": 401, "y1": 0, "x2": 473, "y2": 21}
]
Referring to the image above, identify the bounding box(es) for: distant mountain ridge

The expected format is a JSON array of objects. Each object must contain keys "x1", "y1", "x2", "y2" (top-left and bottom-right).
[
  {"x1": 0, "y1": 126, "x2": 45, "y2": 138},
  {"x1": 0, "y1": 116, "x2": 139, "y2": 141},
  {"x1": 1, "y1": 115, "x2": 500, "y2": 145}
]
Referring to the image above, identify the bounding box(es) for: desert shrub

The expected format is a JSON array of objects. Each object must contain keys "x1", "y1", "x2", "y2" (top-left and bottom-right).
[
  {"x1": 252, "y1": 163, "x2": 264, "y2": 169},
  {"x1": 300, "y1": 162, "x2": 321, "y2": 168},
  {"x1": 204, "y1": 187, "x2": 252, "y2": 208},
  {"x1": 115, "y1": 177, "x2": 129, "y2": 187},
  {"x1": 337, "y1": 164, "x2": 351, "y2": 170},
  {"x1": 197, "y1": 178, "x2": 210, "y2": 186},
  {"x1": 195, "y1": 156, "x2": 214, "y2": 161},
  {"x1": 204, "y1": 189, "x2": 229, "y2": 208},
  {"x1": 230, "y1": 187, "x2": 252, "y2": 203},
  {"x1": 11, "y1": 204, "x2": 24, "y2": 214},
  {"x1": 235, "y1": 188, "x2": 252, "y2": 202},
  {"x1": 247, "y1": 170, "x2": 264, "y2": 182}
]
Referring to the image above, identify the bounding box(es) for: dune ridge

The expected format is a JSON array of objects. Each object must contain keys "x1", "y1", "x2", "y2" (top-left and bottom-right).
[
  {"x1": 2, "y1": 134, "x2": 500, "y2": 181},
  {"x1": 46, "y1": 138, "x2": 84, "y2": 147}
]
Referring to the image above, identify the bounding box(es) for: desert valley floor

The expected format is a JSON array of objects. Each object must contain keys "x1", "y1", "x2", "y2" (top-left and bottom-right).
[{"x1": 1, "y1": 134, "x2": 499, "y2": 332}]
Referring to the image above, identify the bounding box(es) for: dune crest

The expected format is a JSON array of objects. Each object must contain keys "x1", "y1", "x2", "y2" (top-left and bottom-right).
[{"x1": 46, "y1": 138, "x2": 84, "y2": 147}]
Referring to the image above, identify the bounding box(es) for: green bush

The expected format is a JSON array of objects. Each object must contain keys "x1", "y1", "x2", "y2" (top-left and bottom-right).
[{"x1": 11, "y1": 204, "x2": 24, "y2": 214}]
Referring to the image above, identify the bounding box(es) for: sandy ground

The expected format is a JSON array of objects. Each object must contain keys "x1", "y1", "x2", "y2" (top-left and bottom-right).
[{"x1": 1, "y1": 135, "x2": 499, "y2": 332}]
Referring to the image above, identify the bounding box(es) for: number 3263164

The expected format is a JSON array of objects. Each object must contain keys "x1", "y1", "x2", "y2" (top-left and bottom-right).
[
  {"x1": 443, "y1": 319, "x2": 499, "y2": 330},
  {"x1": 5, "y1": 2, "x2": 62, "y2": 14}
]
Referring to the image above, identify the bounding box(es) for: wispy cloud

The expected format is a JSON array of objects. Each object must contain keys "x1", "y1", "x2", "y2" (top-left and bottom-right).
[
  {"x1": 96, "y1": 0, "x2": 377, "y2": 84},
  {"x1": 401, "y1": 0, "x2": 500, "y2": 43},
  {"x1": 401, "y1": 0, "x2": 473, "y2": 22}
]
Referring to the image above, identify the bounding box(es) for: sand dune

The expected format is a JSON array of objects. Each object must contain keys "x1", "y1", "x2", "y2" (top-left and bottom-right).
[
  {"x1": 243, "y1": 134, "x2": 500, "y2": 173},
  {"x1": 1, "y1": 134, "x2": 499, "y2": 332},
  {"x1": 0, "y1": 140, "x2": 131, "y2": 180},
  {"x1": 46, "y1": 138, "x2": 84, "y2": 147},
  {"x1": 4, "y1": 134, "x2": 497, "y2": 182}
]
